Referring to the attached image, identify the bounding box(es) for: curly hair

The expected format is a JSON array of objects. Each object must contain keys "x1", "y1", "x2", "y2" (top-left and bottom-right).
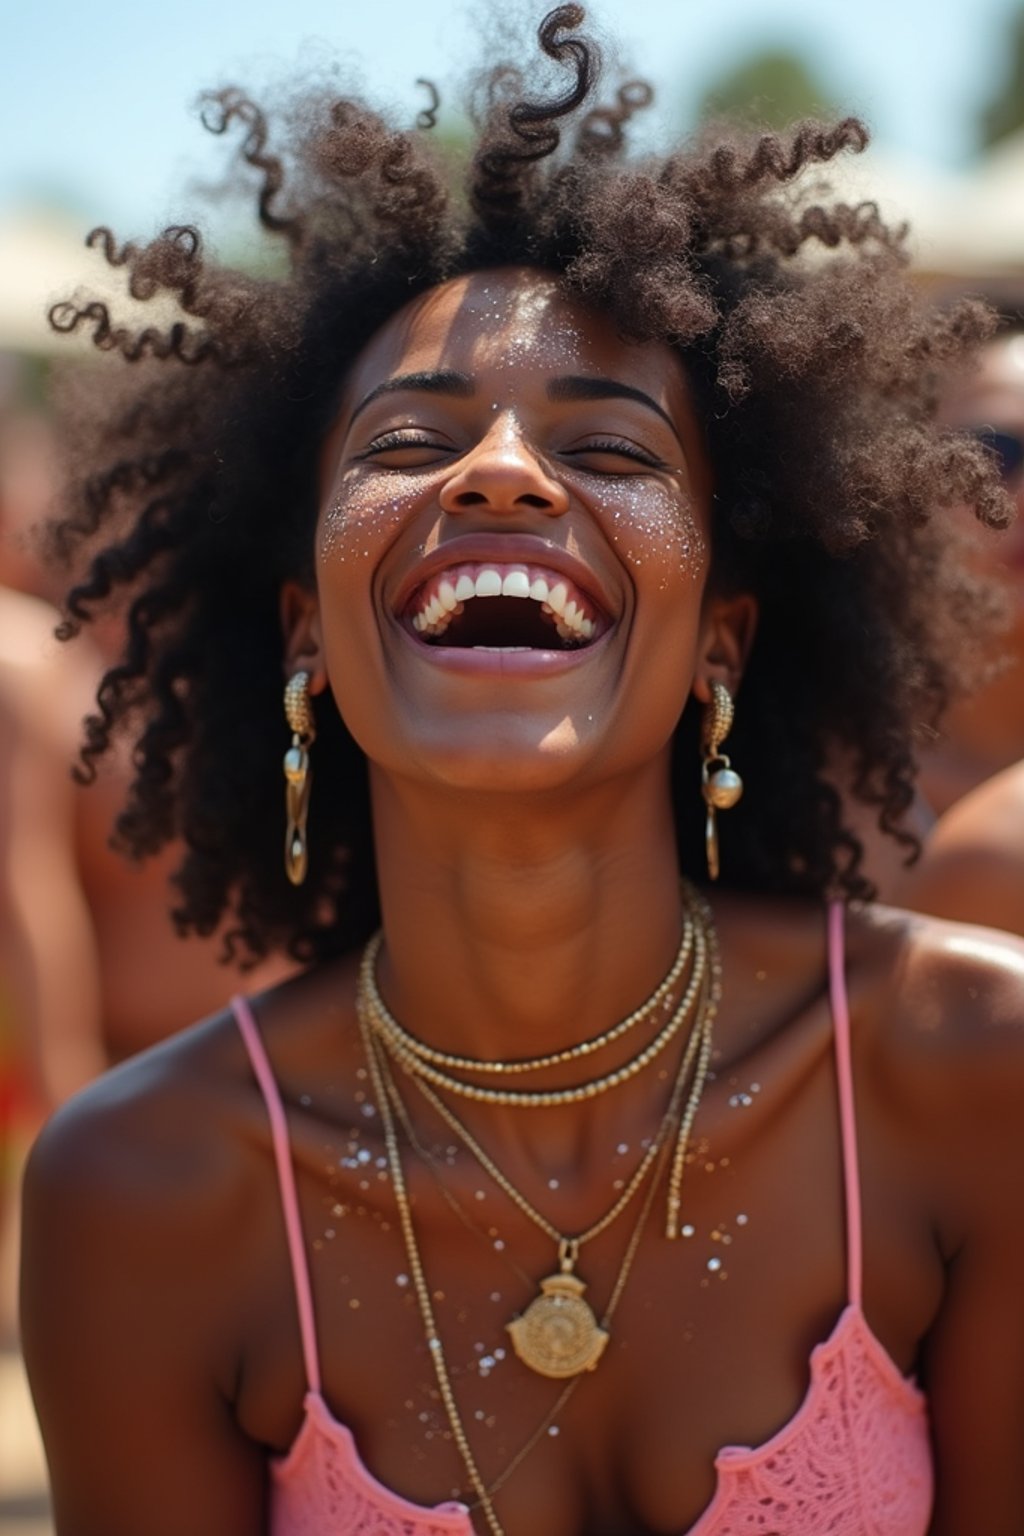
[{"x1": 46, "y1": 4, "x2": 1012, "y2": 967}]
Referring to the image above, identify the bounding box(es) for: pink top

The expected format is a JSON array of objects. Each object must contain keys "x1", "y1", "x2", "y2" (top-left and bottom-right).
[{"x1": 231, "y1": 904, "x2": 934, "y2": 1534}]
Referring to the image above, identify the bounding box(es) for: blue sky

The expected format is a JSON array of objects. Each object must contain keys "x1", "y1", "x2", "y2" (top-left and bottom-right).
[{"x1": 3, "y1": 0, "x2": 1022, "y2": 233}]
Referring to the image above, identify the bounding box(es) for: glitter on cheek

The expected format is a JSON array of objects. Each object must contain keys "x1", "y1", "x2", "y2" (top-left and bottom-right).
[
  {"x1": 581, "y1": 478, "x2": 708, "y2": 585},
  {"x1": 316, "y1": 467, "x2": 426, "y2": 565}
]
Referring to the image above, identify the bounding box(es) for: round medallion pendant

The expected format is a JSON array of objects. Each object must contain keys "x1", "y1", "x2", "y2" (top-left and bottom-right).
[{"x1": 507, "y1": 1272, "x2": 610, "y2": 1379}]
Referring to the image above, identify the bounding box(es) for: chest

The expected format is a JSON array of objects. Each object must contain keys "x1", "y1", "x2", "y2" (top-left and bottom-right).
[{"x1": 233, "y1": 1040, "x2": 939, "y2": 1535}]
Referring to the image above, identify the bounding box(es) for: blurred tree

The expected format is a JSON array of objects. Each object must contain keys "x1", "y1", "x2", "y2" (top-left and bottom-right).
[
  {"x1": 696, "y1": 48, "x2": 836, "y2": 130},
  {"x1": 979, "y1": 5, "x2": 1024, "y2": 148}
]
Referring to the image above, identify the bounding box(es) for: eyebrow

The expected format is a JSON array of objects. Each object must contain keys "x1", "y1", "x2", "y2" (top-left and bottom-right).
[
  {"x1": 348, "y1": 367, "x2": 681, "y2": 441},
  {"x1": 546, "y1": 375, "x2": 680, "y2": 438},
  {"x1": 349, "y1": 370, "x2": 474, "y2": 423}
]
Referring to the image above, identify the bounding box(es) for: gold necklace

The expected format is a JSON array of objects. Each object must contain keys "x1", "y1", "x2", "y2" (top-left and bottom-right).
[
  {"x1": 360, "y1": 899, "x2": 695, "y2": 1076},
  {"x1": 359, "y1": 887, "x2": 709, "y2": 1108},
  {"x1": 359, "y1": 977, "x2": 704, "y2": 1534},
  {"x1": 359, "y1": 891, "x2": 720, "y2": 1377},
  {"x1": 376, "y1": 1061, "x2": 584, "y2": 1500},
  {"x1": 401, "y1": 999, "x2": 707, "y2": 1379}
]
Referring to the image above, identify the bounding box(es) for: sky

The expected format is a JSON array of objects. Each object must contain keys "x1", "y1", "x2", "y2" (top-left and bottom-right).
[{"x1": 2, "y1": 0, "x2": 1022, "y2": 234}]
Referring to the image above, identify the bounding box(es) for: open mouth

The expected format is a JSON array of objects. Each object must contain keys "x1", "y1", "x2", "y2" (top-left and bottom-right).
[{"x1": 403, "y1": 562, "x2": 609, "y2": 652}]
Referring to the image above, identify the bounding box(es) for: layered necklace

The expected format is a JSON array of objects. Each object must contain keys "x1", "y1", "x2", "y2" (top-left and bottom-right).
[{"x1": 355, "y1": 882, "x2": 720, "y2": 1533}]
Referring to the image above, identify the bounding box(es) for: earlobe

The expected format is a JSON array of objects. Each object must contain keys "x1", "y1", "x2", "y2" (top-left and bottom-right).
[{"x1": 280, "y1": 580, "x2": 328, "y2": 693}]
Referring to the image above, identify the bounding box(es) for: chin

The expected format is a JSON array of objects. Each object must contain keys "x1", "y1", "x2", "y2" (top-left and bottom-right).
[{"x1": 388, "y1": 718, "x2": 603, "y2": 796}]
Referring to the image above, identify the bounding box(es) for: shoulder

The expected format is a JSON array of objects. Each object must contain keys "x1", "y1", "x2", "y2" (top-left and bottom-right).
[
  {"x1": 23, "y1": 1008, "x2": 255, "y2": 1246},
  {"x1": 849, "y1": 901, "x2": 1024, "y2": 1071},
  {"x1": 893, "y1": 762, "x2": 1024, "y2": 935},
  {"x1": 23, "y1": 956, "x2": 362, "y2": 1230},
  {"x1": 846, "y1": 904, "x2": 1024, "y2": 1222}
]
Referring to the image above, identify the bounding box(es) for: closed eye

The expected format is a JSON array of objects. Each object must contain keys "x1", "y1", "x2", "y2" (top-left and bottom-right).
[
  {"x1": 358, "y1": 431, "x2": 454, "y2": 466},
  {"x1": 562, "y1": 438, "x2": 669, "y2": 472}
]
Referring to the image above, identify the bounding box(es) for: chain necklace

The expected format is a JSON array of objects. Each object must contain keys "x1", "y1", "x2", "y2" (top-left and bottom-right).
[
  {"x1": 400, "y1": 990, "x2": 708, "y2": 1379},
  {"x1": 360, "y1": 898, "x2": 695, "y2": 1076},
  {"x1": 359, "y1": 977, "x2": 704, "y2": 1536},
  {"x1": 376, "y1": 1060, "x2": 583, "y2": 1501},
  {"x1": 359, "y1": 884, "x2": 709, "y2": 1108}
]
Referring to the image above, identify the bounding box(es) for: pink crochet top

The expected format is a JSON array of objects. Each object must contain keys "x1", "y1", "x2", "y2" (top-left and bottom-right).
[{"x1": 232, "y1": 904, "x2": 934, "y2": 1534}]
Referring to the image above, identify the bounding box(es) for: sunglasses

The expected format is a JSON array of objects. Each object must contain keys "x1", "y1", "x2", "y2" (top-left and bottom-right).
[{"x1": 966, "y1": 425, "x2": 1024, "y2": 485}]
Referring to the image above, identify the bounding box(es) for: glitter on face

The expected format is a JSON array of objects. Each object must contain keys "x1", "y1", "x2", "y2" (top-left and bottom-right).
[
  {"x1": 707, "y1": 1257, "x2": 722, "y2": 1273},
  {"x1": 681, "y1": 1223, "x2": 695, "y2": 1238},
  {"x1": 396, "y1": 1273, "x2": 410, "y2": 1288},
  {"x1": 582, "y1": 477, "x2": 706, "y2": 586},
  {"x1": 736, "y1": 1213, "x2": 749, "y2": 1226},
  {"x1": 299, "y1": 1094, "x2": 312, "y2": 1108}
]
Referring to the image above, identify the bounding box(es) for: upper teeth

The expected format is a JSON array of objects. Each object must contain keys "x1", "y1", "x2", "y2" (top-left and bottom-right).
[{"x1": 409, "y1": 563, "x2": 598, "y2": 643}]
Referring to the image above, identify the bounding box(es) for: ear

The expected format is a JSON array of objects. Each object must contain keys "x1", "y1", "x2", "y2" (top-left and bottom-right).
[
  {"x1": 691, "y1": 590, "x2": 758, "y2": 706},
  {"x1": 280, "y1": 580, "x2": 328, "y2": 694}
]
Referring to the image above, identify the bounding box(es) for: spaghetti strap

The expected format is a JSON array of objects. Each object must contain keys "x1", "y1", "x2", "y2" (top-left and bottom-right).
[
  {"x1": 231, "y1": 995, "x2": 322, "y2": 1395},
  {"x1": 827, "y1": 902, "x2": 863, "y2": 1309}
]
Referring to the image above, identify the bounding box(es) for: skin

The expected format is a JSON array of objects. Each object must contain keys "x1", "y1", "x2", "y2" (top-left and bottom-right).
[
  {"x1": 896, "y1": 760, "x2": 1024, "y2": 938},
  {"x1": 19, "y1": 269, "x2": 1024, "y2": 1536},
  {"x1": 917, "y1": 334, "x2": 1024, "y2": 815}
]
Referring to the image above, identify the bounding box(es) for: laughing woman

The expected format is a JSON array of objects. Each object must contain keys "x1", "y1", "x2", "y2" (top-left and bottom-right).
[{"x1": 19, "y1": 9, "x2": 1024, "y2": 1535}]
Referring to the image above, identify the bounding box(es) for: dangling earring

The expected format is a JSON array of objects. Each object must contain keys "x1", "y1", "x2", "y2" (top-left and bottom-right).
[
  {"x1": 283, "y1": 670, "x2": 315, "y2": 886},
  {"x1": 701, "y1": 680, "x2": 743, "y2": 882}
]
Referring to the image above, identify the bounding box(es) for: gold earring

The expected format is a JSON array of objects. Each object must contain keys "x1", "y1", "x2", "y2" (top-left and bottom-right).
[
  {"x1": 701, "y1": 680, "x2": 743, "y2": 882},
  {"x1": 283, "y1": 671, "x2": 315, "y2": 886}
]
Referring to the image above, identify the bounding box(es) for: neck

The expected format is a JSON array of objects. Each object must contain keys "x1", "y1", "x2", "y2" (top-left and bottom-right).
[
  {"x1": 368, "y1": 757, "x2": 687, "y2": 1065},
  {"x1": 364, "y1": 754, "x2": 699, "y2": 1195}
]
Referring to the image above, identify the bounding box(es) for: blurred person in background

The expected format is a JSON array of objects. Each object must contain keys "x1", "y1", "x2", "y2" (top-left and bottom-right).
[
  {"x1": 0, "y1": 365, "x2": 294, "y2": 1070},
  {"x1": 896, "y1": 299, "x2": 1024, "y2": 934},
  {"x1": 0, "y1": 382, "x2": 105, "y2": 1345}
]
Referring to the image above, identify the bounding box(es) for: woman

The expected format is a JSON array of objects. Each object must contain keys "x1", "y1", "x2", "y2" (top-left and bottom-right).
[{"x1": 20, "y1": 9, "x2": 1024, "y2": 1534}]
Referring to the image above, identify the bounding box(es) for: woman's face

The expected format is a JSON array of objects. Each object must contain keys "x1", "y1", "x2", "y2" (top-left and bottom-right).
[
  {"x1": 943, "y1": 333, "x2": 1024, "y2": 618},
  {"x1": 294, "y1": 266, "x2": 746, "y2": 795}
]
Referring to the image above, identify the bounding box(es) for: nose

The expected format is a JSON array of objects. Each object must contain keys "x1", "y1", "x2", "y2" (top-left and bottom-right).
[{"x1": 438, "y1": 420, "x2": 570, "y2": 518}]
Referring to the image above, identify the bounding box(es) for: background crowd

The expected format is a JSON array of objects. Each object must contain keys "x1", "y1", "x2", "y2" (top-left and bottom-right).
[{"x1": 3, "y1": 1, "x2": 1024, "y2": 1531}]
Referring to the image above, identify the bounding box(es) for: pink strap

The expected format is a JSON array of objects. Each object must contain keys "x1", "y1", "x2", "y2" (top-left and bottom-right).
[
  {"x1": 231, "y1": 995, "x2": 321, "y2": 1394},
  {"x1": 827, "y1": 902, "x2": 862, "y2": 1308}
]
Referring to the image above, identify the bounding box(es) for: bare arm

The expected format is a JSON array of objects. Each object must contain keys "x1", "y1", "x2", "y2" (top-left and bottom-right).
[
  {"x1": 20, "y1": 1068, "x2": 267, "y2": 1536},
  {"x1": 0, "y1": 606, "x2": 105, "y2": 1104},
  {"x1": 891, "y1": 927, "x2": 1024, "y2": 1533}
]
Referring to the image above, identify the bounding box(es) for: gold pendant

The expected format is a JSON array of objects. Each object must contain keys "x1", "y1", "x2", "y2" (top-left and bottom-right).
[{"x1": 507, "y1": 1265, "x2": 610, "y2": 1379}]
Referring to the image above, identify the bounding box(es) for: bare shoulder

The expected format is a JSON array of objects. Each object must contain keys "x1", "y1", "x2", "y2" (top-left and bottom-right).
[
  {"x1": 851, "y1": 901, "x2": 1024, "y2": 1059},
  {"x1": 23, "y1": 955, "x2": 360, "y2": 1233},
  {"x1": 847, "y1": 904, "x2": 1024, "y2": 1186},
  {"x1": 22, "y1": 1008, "x2": 254, "y2": 1251},
  {"x1": 894, "y1": 762, "x2": 1024, "y2": 935}
]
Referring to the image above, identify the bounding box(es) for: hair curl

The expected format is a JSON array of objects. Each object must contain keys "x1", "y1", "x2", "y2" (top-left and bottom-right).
[{"x1": 47, "y1": 4, "x2": 1011, "y2": 967}]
